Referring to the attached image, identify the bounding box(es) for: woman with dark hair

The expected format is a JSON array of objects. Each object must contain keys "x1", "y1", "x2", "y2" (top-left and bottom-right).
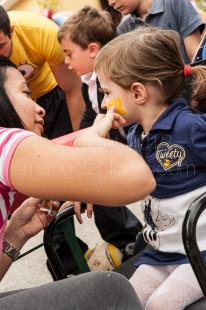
[
  {"x1": 0, "y1": 55, "x2": 154, "y2": 310},
  {"x1": 0, "y1": 59, "x2": 24, "y2": 129}
]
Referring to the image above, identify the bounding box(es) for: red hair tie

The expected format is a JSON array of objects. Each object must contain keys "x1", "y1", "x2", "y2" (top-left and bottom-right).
[{"x1": 184, "y1": 65, "x2": 191, "y2": 78}]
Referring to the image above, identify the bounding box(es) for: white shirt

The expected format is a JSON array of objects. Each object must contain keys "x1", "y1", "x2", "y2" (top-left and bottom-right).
[
  {"x1": 81, "y1": 72, "x2": 100, "y2": 114},
  {"x1": 140, "y1": 185, "x2": 206, "y2": 254}
]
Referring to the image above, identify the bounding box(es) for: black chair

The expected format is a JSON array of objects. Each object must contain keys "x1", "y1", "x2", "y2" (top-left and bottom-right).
[
  {"x1": 182, "y1": 193, "x2": 206, "y2": 309},
  {"x1": 43, "y1": 203, "x2": 90, "y2": 280}
]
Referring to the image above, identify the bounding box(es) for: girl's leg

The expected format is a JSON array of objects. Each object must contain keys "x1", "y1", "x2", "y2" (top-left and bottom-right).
[
  {"x1": 146, "y1": 263, "x2": 204, "y2": 310},
  {"x1": 129, "y1": 264, "x2": 176, "y2": 308},
  {"x1": 0, "y1": 271, "x2": 143, "y2": 310}
]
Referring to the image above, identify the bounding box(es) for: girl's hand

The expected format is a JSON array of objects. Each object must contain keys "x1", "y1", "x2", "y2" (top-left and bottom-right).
[
  {"x1": 74, "y1": 202, "x2": 93, "y2": 224},
  {"x1": 6, "y1": 198, "x2": 59, "y2": 244},
  {"x1": 59, "y1": 201, "x2": 93, "y2": 224}
]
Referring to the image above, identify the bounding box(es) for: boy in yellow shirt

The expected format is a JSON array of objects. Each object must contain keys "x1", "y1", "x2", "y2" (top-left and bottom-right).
[{"x1": 0, "y1": 6, "x2": 84, "y2": 138}]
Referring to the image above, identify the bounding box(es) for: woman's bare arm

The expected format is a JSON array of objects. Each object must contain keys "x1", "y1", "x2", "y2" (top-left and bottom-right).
[
  {"x1": 10, "y1": 110, "x2": 156, "y2": 206},
  {"x1": 10, "y1": 135, "x2": 155, "y2": 206}
]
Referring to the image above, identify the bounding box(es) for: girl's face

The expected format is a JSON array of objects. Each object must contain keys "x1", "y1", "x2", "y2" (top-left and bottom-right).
[
  {"x1": 108, "y1": 0, "x2": 140, "y2": 15},
  {"x1": 97, "y1": 71, "x2": 138, "y2": 125},
  {"x1": 4, "y1": 67, "x2": 45, "y2": 136}
]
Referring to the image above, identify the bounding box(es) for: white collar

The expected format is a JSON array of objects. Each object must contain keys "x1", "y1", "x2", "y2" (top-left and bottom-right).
[{"x1": 81, "y1": 71, "x2": 97, "y2": 84}]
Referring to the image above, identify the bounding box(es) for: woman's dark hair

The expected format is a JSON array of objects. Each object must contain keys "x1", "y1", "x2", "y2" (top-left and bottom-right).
[{"x1": 0, "y1": 55, "x2": 25, "y2": 129}]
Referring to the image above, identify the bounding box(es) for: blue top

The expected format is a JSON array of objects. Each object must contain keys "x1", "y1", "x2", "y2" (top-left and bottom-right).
[
  {"x1": 128, "y1": 99, "x2": 206, "y2": 198},
  {"x1": 128, "y1": 99, "x2": 206, "y2": 265},
  {"x1": 118, "y1": 0, "x2": 205, "y2": 64},
  {"x1": 134, "y1": 249, "x2": 206, "y2": 266}
]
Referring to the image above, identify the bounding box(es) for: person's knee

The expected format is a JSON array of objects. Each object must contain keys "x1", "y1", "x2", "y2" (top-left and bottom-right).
[
  {"x1": 98, "y1": 272, "x2": 142, "y2": 309},
  {"x1": 145, "y1": 295, "x2": 164, "y2": 310},
  {"x1": 79, "y1": 271, "x2": 142, "y2": 309},
  {"x1": 145, "y1": 294, "x2": 174, "y2": 310},
  {"x1": 94, "y1": 271, "x2": 134, "y2": 293}
]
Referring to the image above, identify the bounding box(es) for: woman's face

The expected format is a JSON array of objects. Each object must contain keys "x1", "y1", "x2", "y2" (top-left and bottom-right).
[{"x1": 4, "y1": 67, "x2": 45, "y2": 136}]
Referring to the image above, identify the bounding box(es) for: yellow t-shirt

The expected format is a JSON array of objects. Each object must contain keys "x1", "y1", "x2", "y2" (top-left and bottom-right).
[{"x1": 8, "y1": 11, "x2": 65, "y2": 100}]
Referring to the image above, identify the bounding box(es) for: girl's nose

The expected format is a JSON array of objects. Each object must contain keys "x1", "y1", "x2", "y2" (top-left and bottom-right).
[{"x1": 101, "y1": 99, "x2": 108, "y2": 110}]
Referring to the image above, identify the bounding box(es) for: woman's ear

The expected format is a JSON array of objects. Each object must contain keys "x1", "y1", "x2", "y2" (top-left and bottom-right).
[
  {"x1": 88, "y1": 43, "x2": 101, "y2": 59},
  {"x1": 131, "y1": 82, "x2": 147, "y2": 104}
]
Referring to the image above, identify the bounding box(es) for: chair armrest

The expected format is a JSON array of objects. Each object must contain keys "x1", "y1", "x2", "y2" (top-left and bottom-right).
[{"x1": 182, "y1": 193, "x2": 206, "y2": 298}]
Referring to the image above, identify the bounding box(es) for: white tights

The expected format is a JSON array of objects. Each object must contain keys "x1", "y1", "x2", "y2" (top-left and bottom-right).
[{"x1": 129, "y1": 264, "x2": 203, "y2": 310}]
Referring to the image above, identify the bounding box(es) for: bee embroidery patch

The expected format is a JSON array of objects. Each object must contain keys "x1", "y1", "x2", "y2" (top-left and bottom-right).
[
  {"x1": 164, "y1": 159, "x2": 171, "y2": 167},
  {"x1": 156, "y1": 142, "x2": 186, "y2": 170}
]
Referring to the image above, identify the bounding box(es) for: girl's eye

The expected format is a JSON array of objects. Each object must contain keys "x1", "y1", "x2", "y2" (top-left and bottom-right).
[
  {"x1": 23, "y1": 91, "x2": 32, "y2": 98},
  {"x1": 99, "y1": 88, "x2": 109, "y2": 96},
  {"x1": 67, "y1": 53, "x2": 71, "y2": 58}
]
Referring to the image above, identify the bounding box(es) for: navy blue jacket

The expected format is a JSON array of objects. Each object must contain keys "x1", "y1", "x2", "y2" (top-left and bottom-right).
[{"x1": 128, "y1": 99, "x2": 206, "y2": 198}]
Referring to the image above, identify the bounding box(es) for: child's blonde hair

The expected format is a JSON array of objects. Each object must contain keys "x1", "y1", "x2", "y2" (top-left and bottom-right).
[
  {"x1": 95, "y1": 26, "x2": 206, "y2": 113},
  {"x1": 57, "y1": 5, "x2": 117, "y2": 49}
]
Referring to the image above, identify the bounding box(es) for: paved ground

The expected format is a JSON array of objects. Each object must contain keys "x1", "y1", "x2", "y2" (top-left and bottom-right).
[{"x1": 1, "y1": 202, "x2": 143, "y2": 292}]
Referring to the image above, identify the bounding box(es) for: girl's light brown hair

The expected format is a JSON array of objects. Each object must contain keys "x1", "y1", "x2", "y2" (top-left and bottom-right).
[
  {"x1": 95, "y1": 26, "x2": 206, "y2": 112},
  {"x1": 57, "y1": 5, "x2": 117, "y2": 49}
]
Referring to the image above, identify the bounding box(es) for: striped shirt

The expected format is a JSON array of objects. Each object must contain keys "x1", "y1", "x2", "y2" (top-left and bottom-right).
[{"x1": 0, "y1": 128, "x2": 36, "y2": 259}]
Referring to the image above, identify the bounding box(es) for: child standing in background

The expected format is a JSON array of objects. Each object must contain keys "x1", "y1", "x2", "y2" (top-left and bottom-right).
[
  {"x1": 57, "y1": 5, "x2": 142, "y2": 261},
  {"x1": 95, "y1": 26, "x2": 206, "y2": 309},
  {"x1": 106, "y1": 0, "x2": 204, "y2": 63}
]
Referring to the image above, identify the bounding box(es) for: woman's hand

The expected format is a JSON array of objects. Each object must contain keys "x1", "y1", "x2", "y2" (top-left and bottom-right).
[
  {"x1": 5, "y1": 198, "x2": 59, "y2": 246},
  {"x1": 92, "y1": 106, "x2": 126, "y2": 138},
  {"x1": 73, "y1": 107, "x2": 126, "y2": 148},
  {"x1": 1, "y1": 198, "x2": 58, "y2": 281}
]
